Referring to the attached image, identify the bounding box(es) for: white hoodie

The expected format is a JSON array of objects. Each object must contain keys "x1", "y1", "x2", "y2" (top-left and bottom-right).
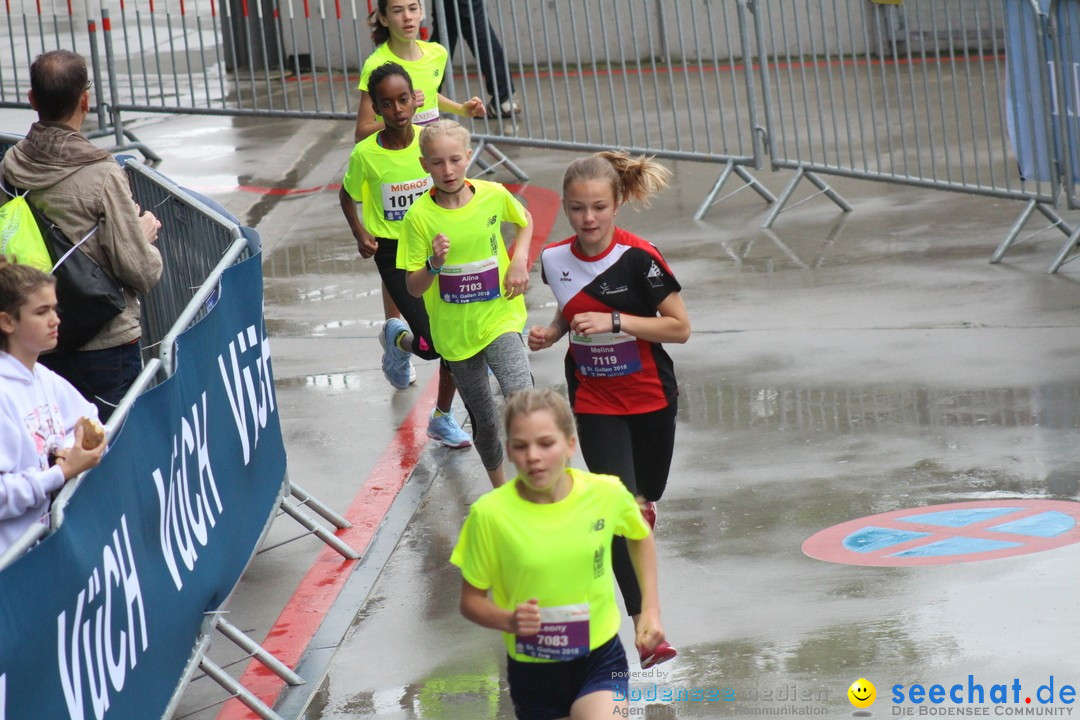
[{"x1": 0, "y1": 351, "x2": 96, "y2": 557}]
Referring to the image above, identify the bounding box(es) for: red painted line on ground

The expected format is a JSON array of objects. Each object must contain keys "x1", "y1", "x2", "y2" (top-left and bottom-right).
[
  {"x1": 506, "y1": 183, "x2": 561, "y2": 269},
  {"x1": 215, "y1": 377, "x2": 438, "y2": 720},
  {"x1": 214, "y1": 181, "x2": 560, "y2": 719}
]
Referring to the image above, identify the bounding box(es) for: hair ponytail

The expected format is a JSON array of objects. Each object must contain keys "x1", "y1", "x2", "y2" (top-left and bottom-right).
[
  {"x1": 368, "y1": 0, "x2": 391, "y2": 46},
  {"x1": 562, "y1": 151, "x2": 671, "y2": 208},
  {"x1": 368, "y1": 12, "x2": 390, "y2": 46}
]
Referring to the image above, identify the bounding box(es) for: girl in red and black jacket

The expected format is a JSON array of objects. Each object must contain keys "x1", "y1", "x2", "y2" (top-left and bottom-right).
[{"x1": 528, "y1": 151, "x2": 690, "y2": 669}]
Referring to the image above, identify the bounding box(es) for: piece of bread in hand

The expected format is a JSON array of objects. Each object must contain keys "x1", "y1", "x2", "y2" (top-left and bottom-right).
[{"x1": 77, "y1": 416, "x2": 105, "y2": 450}]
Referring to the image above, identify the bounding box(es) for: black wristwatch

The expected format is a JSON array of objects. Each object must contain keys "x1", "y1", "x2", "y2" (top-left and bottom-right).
[
  {"x1": 425, "y1": 256, "x2": 442, "y2": 275},
  {"x1": 611, "y1": 310, "x2": 621, "y2": 333}
]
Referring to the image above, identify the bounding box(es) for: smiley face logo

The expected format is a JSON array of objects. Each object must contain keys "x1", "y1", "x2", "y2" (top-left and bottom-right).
[{"x1": 848, "y1": 678, "x2": 876, "y2": 709}]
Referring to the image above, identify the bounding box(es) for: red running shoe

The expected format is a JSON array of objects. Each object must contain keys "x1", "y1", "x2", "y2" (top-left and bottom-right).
[
  {"x1": 640, "y1": 640, "x2": 677, "y2": 669},
  {"x1": 641, "y1": 500, "x2": 657, "y2": 530}
]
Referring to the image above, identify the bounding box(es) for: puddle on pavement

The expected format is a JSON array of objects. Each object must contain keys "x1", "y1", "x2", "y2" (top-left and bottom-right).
[
  {"x1": 275, "y1": 371, "x2": 367, "y2": 391},
  {"x1": 304, "y1": 653, "x2": 510, "y2": 719},
  {"x1": 678, "y1": 380, "x2": 1080, "y2": 432},
  {"x1": 265, "y1": 317, "x2": 384, "y2": 337},
  {"x1": 265, "y1": 283, "x2": 381, "y2": 305},
  {"x1": 263, "y1": 239, "x2": 366, "y2": 279}
]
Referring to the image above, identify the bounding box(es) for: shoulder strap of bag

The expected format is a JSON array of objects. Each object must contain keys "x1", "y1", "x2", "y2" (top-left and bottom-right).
[
  {"x1": 49, "y1": 225, "x2": 101, "y2": 275},
  {"x1": 0, "y1": 177, "x2": 28, "y2": 200}
]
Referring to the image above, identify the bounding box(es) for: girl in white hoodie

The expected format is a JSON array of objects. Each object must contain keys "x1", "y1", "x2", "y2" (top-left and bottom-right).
[{"x1": 0, "y1": 261, "x2": 105, "y2": 557}]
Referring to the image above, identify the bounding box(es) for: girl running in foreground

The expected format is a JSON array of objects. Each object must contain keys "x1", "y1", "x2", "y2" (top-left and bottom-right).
[
  {"x1": 528, "y1": 152, "x2": 689, "y2": 668},
  {"x1": 451, "y1": 388, "x2": 668, "y2": 720},
  {"x1": 339, "y1": 62, "x2": 471, "y2": 447},
  {"x1": 0, "y1": 261, "x2": 105, "y2": 556},
  {"x1": 401, "y1": 119, "x2": 534, "y2": 487}
]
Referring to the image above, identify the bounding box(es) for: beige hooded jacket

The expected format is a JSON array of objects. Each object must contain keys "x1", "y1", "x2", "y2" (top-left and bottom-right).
[{"x1": 1, "y1": 122, "x2": 163, "y2": 351}]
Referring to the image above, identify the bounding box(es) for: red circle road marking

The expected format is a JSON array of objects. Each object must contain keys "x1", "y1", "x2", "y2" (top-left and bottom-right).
[{"x1": 802, "y1": 500, "x2": 1080, "y2": 566}]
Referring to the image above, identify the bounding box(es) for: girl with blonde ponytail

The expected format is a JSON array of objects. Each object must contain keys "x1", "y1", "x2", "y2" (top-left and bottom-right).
[{"x1": 528, "y1": 151, "x2": 689, "y2": 670}]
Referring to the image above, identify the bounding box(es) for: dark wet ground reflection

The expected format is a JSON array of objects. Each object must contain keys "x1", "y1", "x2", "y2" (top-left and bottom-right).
[{"x1": 678, "y1": 381, "x2": 1080, "y2": 432}]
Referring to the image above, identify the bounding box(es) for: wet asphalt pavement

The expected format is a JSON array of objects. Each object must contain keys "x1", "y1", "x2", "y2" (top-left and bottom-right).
[{"x1": 3, "y1": 105, "x2": 1079, "y2": 720}]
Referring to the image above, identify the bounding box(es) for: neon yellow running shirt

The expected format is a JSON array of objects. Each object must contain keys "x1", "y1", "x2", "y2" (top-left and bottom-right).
[
  {"x1": 399, "y1": 179, "x2": 528, "y2": 362},
  {"x1": 358, "y1": 41, "x2": 448, "y2": 126},
  {"x1": 450, "y1": 468, "x2": 651, "y2": 663},
  {"x1": 341, "y1": 130, "x2": 430, "y2": 239}
]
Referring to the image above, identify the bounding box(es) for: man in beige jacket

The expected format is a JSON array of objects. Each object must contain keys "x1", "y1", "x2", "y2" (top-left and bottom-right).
[{"x1": 1, "y1": 49, "x2": 163, "y2": 420}]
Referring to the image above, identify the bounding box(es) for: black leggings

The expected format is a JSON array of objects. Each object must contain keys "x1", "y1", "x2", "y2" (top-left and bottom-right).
[
  {"x1": 575, "y1": 403, "x2": 677, "y2": 617},
  {"x1": 373, "y1": 236, "x2": 439, "y2": 361}
]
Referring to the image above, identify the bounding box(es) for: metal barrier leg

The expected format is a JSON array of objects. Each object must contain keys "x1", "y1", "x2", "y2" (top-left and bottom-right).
[
  {"x1": 694, "y1": 162, "x2": 777, "y2": 220},
  {"x1": 991, "y1": 200, "x2": 1073, "y2": 265},
  {"x1": 762, "y1": 168, "x2": 806, "y2": 228},
  {"x1": 734, "y1": 165, "x2": 777, "y2": 205},
  {"x1": 277, "y1": 500, "x2": 361, "y2": 559},
  {"x1": 991, "y1": 199, "x2": 1040, "y2": 263},
  {"x1": 763, "y1": 169, "x2": 852, "y2": 229},
  {"x1": 467, "y1": 139, "x2": 529, "y2": 182},
  {"x1": 480, "y1": 142, "x2": 529, "y2": 182},
  {"x1": 1048, "y1": 227, "x2": 1080, "y2": 274},
  {"x1": 215, "y1": 617, "x2": 305, "y2": 687},
  {"x1": 805, "y1": 171, "x2": 853, "y2": 214},
  {"x1": 288, "y1": 482, "x2": 351, "y2": 529},
  {"x1": 693, "y1": 162, "x2": 736, "y2": 221},
  {"x1": 469, "y1": 139, "x2": 490, "y2": 175},
  {"x1": 197, "y1": 657, "x2": 287, "y2": 720}
]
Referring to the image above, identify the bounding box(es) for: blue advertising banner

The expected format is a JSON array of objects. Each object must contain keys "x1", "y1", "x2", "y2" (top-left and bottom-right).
[
  {"x1": 1004, "y1": 0, "x2": 1080, "y2": 184},
  {"x1": 1052, "y1": 0, "x2": 1080, "y2": 189},
  {"x1": 0, "y1": 251, "x2": 286, "y2": 720}
]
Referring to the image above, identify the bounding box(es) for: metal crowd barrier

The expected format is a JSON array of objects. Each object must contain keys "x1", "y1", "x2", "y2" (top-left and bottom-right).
[
  {"x1": 123, "y1": 160, "x2": 252, "y2": 358},
  {"x1": 1047, "y1": 0, "x2": 1080, "y2": 270},
  {"x1": 752, "y1": 0, "x2": 1056, "y2": 221},
  {"x1": 438, "y1": 0, "x2": 776, "y2": 216}
]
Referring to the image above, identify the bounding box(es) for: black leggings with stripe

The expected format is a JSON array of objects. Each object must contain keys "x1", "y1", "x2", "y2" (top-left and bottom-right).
[{"x1": 575, "y1": 402, "x2": 677, "y2": 617}]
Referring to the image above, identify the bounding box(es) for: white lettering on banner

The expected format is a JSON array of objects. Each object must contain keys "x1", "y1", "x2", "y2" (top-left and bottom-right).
[
  {"x1": 217, "y1": 324, "x2": 276, "y2": 466},
  {"x1": 151, "y1": 393, "x2": 223, "y2": 591},
  {"x1": 57, "y1": 516, "x2": 148, "y2": 720}
]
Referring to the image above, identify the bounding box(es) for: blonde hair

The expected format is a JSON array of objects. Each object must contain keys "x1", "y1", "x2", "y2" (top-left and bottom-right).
[
  {"x1": 418, "y1": 118, "x2": 471, "y2": 158},
  {"x1": 0, "y1": 260, "x2": 55, "y2": 351},
  {"x1": 504, "y1": 388, "x2": 576, "y2": 440},
  {"x1": 562, "y1": 151, "x2": 671, "y2": 208}
]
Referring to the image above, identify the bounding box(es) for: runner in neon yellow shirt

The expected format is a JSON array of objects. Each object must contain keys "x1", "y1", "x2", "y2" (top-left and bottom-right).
[
  {"x1": 451, "y1": 389, "x2": 669, "y2": 720},
  {"x1": 402, "y1": 119, "x2": 534, "y2": 488},
  {"x1": 354, "y1": 0, "x2": 485, "y2": 143},
  {"x1": 339, "y1": 62, "x2": 471, "y2": 448},
  {"x1": 353, "y1": 1, "x2": 487, "y2": 383}
]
